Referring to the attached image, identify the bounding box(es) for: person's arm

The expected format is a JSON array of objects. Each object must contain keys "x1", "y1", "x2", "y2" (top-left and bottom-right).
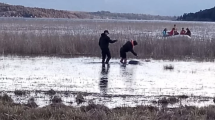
[
  {"x1": 130, "y1": 48, "x2": 137, "y2": 56},
  {"x1": 107, "y1": 36, "x2": 117, "y2": 43}
]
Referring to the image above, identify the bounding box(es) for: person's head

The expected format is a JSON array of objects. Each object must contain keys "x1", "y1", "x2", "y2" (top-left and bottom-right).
[
  {"x1": 182, "y1": 28, "x2": 184, "y2": 30},
  {"x1": 172, "y1": 28, "x2": 175, "y2": 31},
  {"x1": 104, "y1": 30, "x2": 109, "y2": 35},
  {"x1": 164, "y1": 28, "x2": 167, "y2": 31},
  {"x1": 174, "y1": 24, "x2": 176, "y2": 27},
  {"x1": 133, "y1": 40, "x2": 138, "y2": 46},
  {"x1": 186, "y1": 28, "x2": 189, "y2": 31}
]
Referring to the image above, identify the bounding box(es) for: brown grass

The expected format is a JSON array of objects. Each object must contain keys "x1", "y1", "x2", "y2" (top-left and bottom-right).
[
  {"x1": 14, "y1": 90, "x2": 27, "y2": 96},
  {"x1": 51, "y1": 96, "x2": 62, "y2": 104},
  {"x1": 0, "y1": 95, "x2": 215, "y2": 120},
  {"x1": 0, "y1": 18, "x2": 215, "y2": 60},
  {"x1": 45, "y1": 89, "x2": 56, "y2": 96},
  {"x1": 1, "y1": 32, "x2": 215, "y2": 61},
  {"x1": 158, "y1": 97, "x2": 179, "y2": 105}
]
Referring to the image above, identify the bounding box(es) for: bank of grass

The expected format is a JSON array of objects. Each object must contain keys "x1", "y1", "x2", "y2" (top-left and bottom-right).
[
  {"x1": 0, "y1": 94, "x2": 215, "y2": 120},
  {"x1": 1, "y1": 32, "x2": 215, "y2": 61}
]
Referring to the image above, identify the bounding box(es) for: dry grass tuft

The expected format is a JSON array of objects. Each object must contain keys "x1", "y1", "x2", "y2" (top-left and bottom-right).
[
  {"x1": 76, "y1": 93, "x2": 85, "y2": 105},
  {"x1": 157, "y1": 97, "x2": 180, "y2": 105},
  {"x1": 14, "y1": 90, "x2": 27, "y2": 96},
  {"x1": 0, "y1": 94, "x2": 13, "y2": 103},
  {"x1": 26, "y1": 97, "x2": 38, "y2": 108},
  {"x1": 0, "y1": 93, "x2": 214, "y2": 120},
  {"x1": 45, "y1": 89, "x2": 56, "y2": 96},
  {"x1": 51, "y1": 96, "x2": 62, "y2": 104},
  {"x1": 164, "y1": 65, "x2": 174, "y2": 70},
  {"x1": 178, "y1": 95, "x2": 189, "y2": 99}
]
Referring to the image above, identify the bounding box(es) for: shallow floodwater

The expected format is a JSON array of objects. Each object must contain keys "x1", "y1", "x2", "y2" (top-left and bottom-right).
[{"x1": 1, "y1": 56, "x2": 215, "y2": 108}]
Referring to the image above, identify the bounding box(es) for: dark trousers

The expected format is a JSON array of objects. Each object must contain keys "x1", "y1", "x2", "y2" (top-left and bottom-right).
[
  {"x1": 101, "y1": 49, "x2": 111, "y2": 63},
  {"x1": 120, "y1": 48, "x2": 126, "y2": 59}
]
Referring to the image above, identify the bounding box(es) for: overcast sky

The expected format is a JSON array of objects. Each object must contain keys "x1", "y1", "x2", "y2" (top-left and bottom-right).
[{"x1": 1, "y1": 0, "x2": 215, "y2": 16}]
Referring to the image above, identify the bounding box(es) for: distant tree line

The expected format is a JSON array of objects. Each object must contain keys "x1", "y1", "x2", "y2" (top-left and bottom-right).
[
  {"x1": 90, "y1": 11, "x2": 176, "y2": 20},
  {"x1": 0, "y1": 2, "x2": 175, "y2": 20},
  {"x1": 178, "y1": 6, "x2": 215, "y2": 21}
]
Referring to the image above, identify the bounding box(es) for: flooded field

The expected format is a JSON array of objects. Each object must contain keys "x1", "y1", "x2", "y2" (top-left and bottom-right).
[
  {"x1": 1, "y1": 56, "x2": 215, "y2": 108},
  {"x1": 1, "y1": 18, "x2": 215, "y2": 108}
]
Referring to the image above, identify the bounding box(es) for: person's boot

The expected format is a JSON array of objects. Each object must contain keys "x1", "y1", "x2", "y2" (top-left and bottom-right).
[
  {"x1": 120, "y1": 59, "x2": 124, "y2": 64},
  {"x1": 124, "y1": 59, "x2": 127, "y2": 64}
]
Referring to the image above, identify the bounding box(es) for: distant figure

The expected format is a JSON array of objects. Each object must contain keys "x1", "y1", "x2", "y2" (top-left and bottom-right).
[
  {"x1": 163, "y1": 28, "x2": 168, "y2": 37},
  {"x1": 174, "y1": 28, "x2": 179, "y2": 35},
  {"x1": 173, "y1": 24, "x2": 177, "y2": 30},
  {"x1": 186, "y1": 28, "x2": 191, "y2": 36},
  {"x1": 180, "y1": 28, "x2": 186, "y2": 35},
  {"x1": 120, "y1": 40, "x2": 138, "y2": 64},
  {"x1": 99, "y1": 30, "x2": 117, "y2": 64},
  {"x1": 168, "y1": 28, "x2": 175, "y2": 36}
]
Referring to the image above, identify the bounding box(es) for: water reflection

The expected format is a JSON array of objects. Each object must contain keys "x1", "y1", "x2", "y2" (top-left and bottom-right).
[
  {"x1": 120, "y1": 64, "x2": 136, "y2": 94},
  {"x1": 99, "y1": 64, "x2": 110, "y2": 96}
]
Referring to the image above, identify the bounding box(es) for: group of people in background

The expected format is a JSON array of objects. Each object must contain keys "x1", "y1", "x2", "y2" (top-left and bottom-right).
[{"x1": 163, "y1": 24, "x2": 191, "y2": 37}]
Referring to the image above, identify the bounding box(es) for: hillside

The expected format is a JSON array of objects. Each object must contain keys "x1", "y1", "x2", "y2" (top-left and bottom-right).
[
  {"x1": 0, "y1": 3, "x2": 90, "y2": 18},
  {"x1": 0, "y1": 2, "x2": 175, "y2": 20},
  {"x1": 89, "y1": 11, "x2": 175, "y2": 20},
  {"x1": 178, "y1": 7, "x2": 215, "y2": 21}
]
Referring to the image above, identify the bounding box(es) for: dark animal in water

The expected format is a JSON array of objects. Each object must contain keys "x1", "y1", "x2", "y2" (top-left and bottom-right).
[{"x1": 128, "y1": 60, "x2": 139, "y2": 65}]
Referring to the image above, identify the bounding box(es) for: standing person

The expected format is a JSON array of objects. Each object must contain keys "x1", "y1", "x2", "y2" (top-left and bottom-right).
[
  {"x1": 186, "y1": 28, "x2": 191, "y2": 36},
  {"x1": 174, "y1": 28, "x2": 179, "y2": 35},
  {"x1": 180, "y1": 28, "x2": 186, "y2": 35},
  {"x1": 173, "y1": 24, "x2": 177, "y2": 35},
  {"x1": 99, "y1": 30, "x2": 117, "y2": 64},
  {"x1": 120, "y1": 40, "x2": 138, "y2": 64},
  {"x1": 174, "y1": 24, "x2": 176, "y2": 29}
]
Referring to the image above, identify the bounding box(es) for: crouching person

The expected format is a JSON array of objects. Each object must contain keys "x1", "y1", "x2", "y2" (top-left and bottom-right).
[{"x1": 120, "y1": 40, "x2": 138, "y2": 64}]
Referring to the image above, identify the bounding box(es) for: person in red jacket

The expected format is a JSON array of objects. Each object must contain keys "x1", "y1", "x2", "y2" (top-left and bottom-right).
[
  {"x1": 120, "y1": 40, "x2": 138, "y2": 64},
  {"x1": 168, "y1": 28, "x2": 175, "y2": 36},
  {"x1": 180, "y1": 28, "x2": 186, "y2": 35}
]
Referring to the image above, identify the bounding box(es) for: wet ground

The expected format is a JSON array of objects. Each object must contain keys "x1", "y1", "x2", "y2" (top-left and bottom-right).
[{"x1": 1, "y1": 56, "x2": 215, "y2": 108}]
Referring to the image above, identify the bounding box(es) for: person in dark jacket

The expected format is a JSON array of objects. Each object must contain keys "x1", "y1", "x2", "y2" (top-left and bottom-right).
[
  {"x1": 186, "y1": 28, "x2": 191, "y2": 37},
  {"x1": 180, "y1": 28, "x2": 186, "y2": 35},
  {"x1": 99, "y1": 30, "x2": 117, "y2": 64},
  {"x1": 120, "y1": 40, "x2": 138, "y2": 64}
]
